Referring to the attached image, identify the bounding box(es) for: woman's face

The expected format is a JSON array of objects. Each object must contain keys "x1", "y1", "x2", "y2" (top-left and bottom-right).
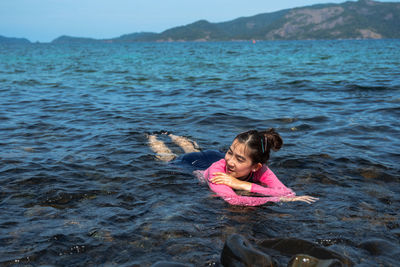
[{"x1": 225, "y1": 139, "x2": 258, "y2": 179}]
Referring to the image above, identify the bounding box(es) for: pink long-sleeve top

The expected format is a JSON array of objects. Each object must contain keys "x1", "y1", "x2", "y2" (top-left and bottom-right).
[{"x1": 203, "y1": 159, "x2": 295, "y2": 206}]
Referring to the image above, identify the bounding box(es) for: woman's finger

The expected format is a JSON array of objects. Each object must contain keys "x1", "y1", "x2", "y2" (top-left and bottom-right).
[
  {"x1": 211, "y1": 176, "x2": 225, "y2": 182},
  {"x1": 300, "y1": 196, "x2": 319, "y2": 203},
  {"x1": 211, "y1": 177, "x2": 226, "y2": 183}
]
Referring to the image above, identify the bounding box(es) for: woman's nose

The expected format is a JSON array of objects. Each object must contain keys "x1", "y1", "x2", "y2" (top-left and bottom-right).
[{"x1": 226, "y1": 156, "x2": 234, "y2": 166}]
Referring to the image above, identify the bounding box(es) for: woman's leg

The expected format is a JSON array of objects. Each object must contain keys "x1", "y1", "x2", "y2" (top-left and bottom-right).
[
  {"x1": 147, "y1": 134, "x2": 177, "y2": 162},
  {"x1": 168, "y1": 134, "x2": 200, "y2": 153}
]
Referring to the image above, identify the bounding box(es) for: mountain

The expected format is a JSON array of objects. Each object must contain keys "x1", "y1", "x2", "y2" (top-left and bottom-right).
[
  {"x1": 0, "y1": 35, "x2": 31, "y2": 44},
  {"x1": 51, "y1": 35, "x2": 100, "y2": 44},
  {"x1": 52, "y1": 0, "x2": 400, "y2": 43},
  {"x1": 115, "y1": 32, "x2": 159, "y2": 42}
]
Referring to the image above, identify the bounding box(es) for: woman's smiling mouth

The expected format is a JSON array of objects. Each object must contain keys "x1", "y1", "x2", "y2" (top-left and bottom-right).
[{"x1": 226, "y1": 165, "x2": 234, "y2": 173}]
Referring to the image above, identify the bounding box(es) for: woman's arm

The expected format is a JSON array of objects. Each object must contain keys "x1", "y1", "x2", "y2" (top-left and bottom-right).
[
  {"x1": 250, "y1": 166, "x2": 296, "y2": 197},
  {"x1": 208, "y1": 182, "x2": 281, "y2": 206},
  {"x1": 204, "y1": 160, "x2": 317, "y2": 206},
  {"x1": 208, "y1": 180, "x2": 317, "y2": 206},
  {"x1": 205, "y1": 160, "x2": 280, "y2": 206},
  {"x1": 211, "y1": 170, "x2": 295, "y2": 197},
  {"x1": 210, "y1": 172, "x2": 252, "y2": 191},
  {"x1": 253, "y1": 168, "x2": 318, "y2": 203},
  {"x1": 250, "y1": 183, "x2": 295, "y2": 197}
]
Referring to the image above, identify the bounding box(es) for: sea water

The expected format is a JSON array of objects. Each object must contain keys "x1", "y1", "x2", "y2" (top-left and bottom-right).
[{"x1": 0, "y1": 40, "x2": 399, "y2": 266}]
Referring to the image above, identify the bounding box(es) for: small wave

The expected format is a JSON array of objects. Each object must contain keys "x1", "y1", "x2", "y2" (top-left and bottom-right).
[
  {"x1": 238, "y1": 76, "x2": 259, "y2": 82},
  {"x1": 124, "y1": 76, "x2": 148, "y2": 82},
  {"x1": 75, "y1": 68, "x2": 97, "y2": 73},
  {"x1": 196, "y1": 112, "x2": 260, "y2": 127},
  {"x1": 288, "y1": 124, "x2": 313, "y2": 131},
  {"x1": 205, "y1": 77, "x2": 222, "y2": 81},
  {"x1": 43, "y1": 82, "x2": 64, "y2": 88},
  {"x1": 38, "y1": 190, "x2": 102, "y2": 209},
  {"x1": 268, "y1": 117, "x2": 298, "y2": 124},
  {"x1": 184, "y1": 76, "x2": 197, "y2": 81},
  {"x1": 302, "y1": 116, "x2": 330, "y2": 123},
  {"x1": 347, "y1": 84, "x2": 392, "y2": 91},
  {"x1": 351, "y1": 124, "x2": 394, "y2": 134},
  {"x1": 203, "y1": 89, "x2": 224, "y2": 95},
  {"x1": 25, "y1": 121, "x2": 55, "y2": 130},
  {"x1": 12, "y1": 69, "x2": 26, "y2": 74},
  {"x1": 12, "y1": 79, "x2": 42, "y2": 86},
  {"x1": 374, "y1": 106, "x2": 400, "y2": 116},
  {"x1": 284, "y1": 79, "x2": 311, "y2": 85},
  {"x1": 103, "y1": 70, "x2": 129, "y2": 74},
  {"x1": 0, "y1": 115, "x2": 10, "y2": 121},
  {"x1": 163, "y1": 75, "x2": 179, "y2": 82}
]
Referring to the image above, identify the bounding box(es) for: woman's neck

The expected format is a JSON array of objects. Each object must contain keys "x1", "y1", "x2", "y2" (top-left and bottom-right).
[{"x1": 238, "y1": 172, "x2": 253, "y2": 181}]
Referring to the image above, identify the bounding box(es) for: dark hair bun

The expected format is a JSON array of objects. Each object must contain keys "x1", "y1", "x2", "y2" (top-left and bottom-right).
[{"x1": 264, "y1": 128, "x2": 283, "y2": 152}]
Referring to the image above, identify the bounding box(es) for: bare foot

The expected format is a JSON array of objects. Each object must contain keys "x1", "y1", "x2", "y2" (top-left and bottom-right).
[
  {"x1": 147, "y1": 134, "x2": 177, "y2": 161},
  {"x1": 169, "y1": 134, "x2": 200, "y2": 153}
]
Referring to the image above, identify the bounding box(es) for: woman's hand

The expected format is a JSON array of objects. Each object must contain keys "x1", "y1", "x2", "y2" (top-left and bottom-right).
[
  {"x1": 211, "y1": 172, "x2": 252, "y2": 191},
  {"x1": 280, "y1": 195, "x2": 318, "y2": 204}
]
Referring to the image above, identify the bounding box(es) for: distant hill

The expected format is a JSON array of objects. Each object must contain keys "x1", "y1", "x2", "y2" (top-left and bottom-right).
[
  {"x1": 3, "y1": 0, "x2": 400, "y2": 44},
  {"x1": 120, "y1": 0, "x2": 400, "y2": 42},
  {"x1": 0, "y1": 35, "x2": 31, "y2": 44},
  {"x1": 52, "y1": 35, "x2": 100, "y2": 44},
  {"x1": 53, "y1": 0, "x2": 400, "y2": 43}
]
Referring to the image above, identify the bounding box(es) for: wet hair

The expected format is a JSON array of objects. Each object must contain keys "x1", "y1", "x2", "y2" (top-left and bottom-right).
[{"x1": 234, "y1": 128, "x2": 283, "y2": 164}]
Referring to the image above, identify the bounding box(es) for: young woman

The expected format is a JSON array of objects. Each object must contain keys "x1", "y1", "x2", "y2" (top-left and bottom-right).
[{"x1": 148, "y1": 129, "x2": 317, "y2": 206}]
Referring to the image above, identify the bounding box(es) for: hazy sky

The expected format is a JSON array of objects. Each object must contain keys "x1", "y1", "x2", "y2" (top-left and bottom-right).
[{"x1": 0, "y1": 0, "x2": 397, "y2": 42}]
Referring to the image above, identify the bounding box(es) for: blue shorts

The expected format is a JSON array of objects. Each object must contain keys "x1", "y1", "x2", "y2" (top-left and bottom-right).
[{"x1": 174, "y1": 150, "x2": 225, "y2": 171}]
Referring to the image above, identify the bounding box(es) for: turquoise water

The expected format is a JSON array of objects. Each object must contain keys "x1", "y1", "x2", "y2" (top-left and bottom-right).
[{"x1": 0, "y1": 40, "x2": 399, "y2": 266}]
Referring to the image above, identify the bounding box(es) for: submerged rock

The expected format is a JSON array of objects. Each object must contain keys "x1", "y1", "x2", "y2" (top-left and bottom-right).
[
  {"x1": 358, "y1": 238, "x2": 399, "y2": 256},
  {"x1": 360, "y1": 168, "x2": 380, "y2": 179},
  {"x1": 220, "y1": 234, "x2": 353, "y2": 266},
  {"x1": 288, "y1": 254, "x2": 343, "y2": 267},
  {"x1": 258, "y1": 237, "x2": 353, "y2": 266},
  {"x1": 221, "y1": 234, "x2": 276, "y2": 267}
]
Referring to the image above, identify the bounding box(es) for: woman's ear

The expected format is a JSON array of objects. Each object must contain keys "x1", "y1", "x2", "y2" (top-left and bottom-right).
[{"x1": 252, "y1": 163, "x2": 262, "y2": 172}]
